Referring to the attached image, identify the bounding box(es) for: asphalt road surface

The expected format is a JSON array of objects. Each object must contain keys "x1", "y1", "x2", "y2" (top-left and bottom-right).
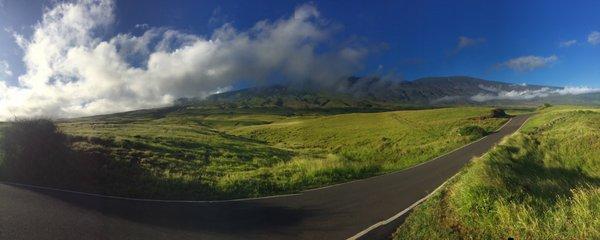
[{"x1": 0, "y1": 114, "x2": 530, "y2": 240}]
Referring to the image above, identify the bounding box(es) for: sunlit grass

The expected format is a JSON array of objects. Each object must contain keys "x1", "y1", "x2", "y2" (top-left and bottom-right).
[
  {"x1": 394, "y1": 106, "x2": 600, "y2": 239},
  {"x1": 9, "y1": 107, "x2": 506, "y2": 199}
]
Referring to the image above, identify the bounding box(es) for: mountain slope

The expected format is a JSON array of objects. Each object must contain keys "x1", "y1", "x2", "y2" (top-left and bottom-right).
[
  {"x1": 177, "y1": 76, "x2": 576, "y2": 108},
  {"x1": 336, "y1": 76, "x2": 556, "y2": 104},
  {"x1": 187, "y1": 85, "x2": 383, "y2": 109}
]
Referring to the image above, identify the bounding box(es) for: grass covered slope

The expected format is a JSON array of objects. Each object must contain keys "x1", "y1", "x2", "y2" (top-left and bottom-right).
[
  {"x1": 6, "y1": 107, "x2": 505, "y2": 200},
  {"x1": 230, "y1": 108, "x2": 505, "y2": 172},
  {"x1": 394, "y1": 106, "x2": 600, "y2": 239}
]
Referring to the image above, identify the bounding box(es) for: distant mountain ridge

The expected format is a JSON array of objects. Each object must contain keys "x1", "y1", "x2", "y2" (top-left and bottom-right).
[
  {"x1": 335, "y1": 76, "x2": 556, "y2": 104},
  {"x1": 175, "y1": 76, "x2": 597, "y2": 108},
  {"x1": 176, "y1": 85, "x2": 384, "y2": 109}
]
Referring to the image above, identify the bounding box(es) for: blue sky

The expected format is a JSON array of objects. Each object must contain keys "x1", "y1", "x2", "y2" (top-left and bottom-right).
[
  {"x1": 0, "y1": 0, "x2": 598, "y2": 118},
  {"x1": 1, "y1": 0, "x2": 599, "y2": 87}
]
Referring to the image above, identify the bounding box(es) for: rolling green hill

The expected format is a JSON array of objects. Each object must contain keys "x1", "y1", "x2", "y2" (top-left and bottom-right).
[{"x1": 33, "y1": 107, "x2": 507, "y2": 199}]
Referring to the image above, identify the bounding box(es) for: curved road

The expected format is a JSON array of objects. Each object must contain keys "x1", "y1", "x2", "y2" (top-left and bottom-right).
[{"x1": 0, "y1": 114, "x2": 530, "y2": 240}]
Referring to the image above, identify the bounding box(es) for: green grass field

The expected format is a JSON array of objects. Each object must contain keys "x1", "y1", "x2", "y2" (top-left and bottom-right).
[
  {"x1": 394, "y1": 106, "x2": 600, "y2": 239},
  {"x1": 46, "y1": 107, "x2": 506, "y2": 199}
]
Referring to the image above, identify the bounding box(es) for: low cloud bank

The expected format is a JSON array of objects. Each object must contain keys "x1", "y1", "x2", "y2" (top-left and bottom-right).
[
  {"x1": 0, "y1": 0, "x2": 367, "y2": 119},
  {"x1": 471, "y1": 86, "x2": 600, "y2": 102}
]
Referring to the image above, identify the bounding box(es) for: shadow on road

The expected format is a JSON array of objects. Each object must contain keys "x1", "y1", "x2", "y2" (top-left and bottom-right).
[{"x1": 16, "y1": 185, "x2": 318, "y2": 235}]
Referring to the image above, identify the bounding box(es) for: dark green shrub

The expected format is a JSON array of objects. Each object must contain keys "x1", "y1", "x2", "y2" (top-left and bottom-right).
[
  {"x1": 0, "y1": 118, "x2": 71, "y2": 183},
  {"x1": 490, "y1": 108, "x2": 508, "y2": 118},
  {"x1": 458, "y1": 125, "x2": 488, "y2": 139},
  {"x1": 538, "y1": 103, "x2": 553, "y2": 110}
]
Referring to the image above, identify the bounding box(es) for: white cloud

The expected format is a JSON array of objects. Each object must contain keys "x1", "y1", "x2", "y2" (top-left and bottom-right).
[
  {"x1": 471, "y1": 88, "x2": 552, "y2": 101},
  {"x1": 134, "y1": 23, "x2": 149, "y2": 29},
  {"x1": 0, "y1": 60, "x2": 12, "y2": 78},
  {"x1": 498, "y1": 55, "x2": 558, "y2": 72},
  {"x1": 4, "y1": 28, "x2": 28, "y2": 49},
  {"x1": 559, "y1": 39, "x2": 577, "y2": 47},
  {"x1": 471, "y1": 86, "x2": 600, "y2": 102},
  {"x1": 0, "y1": 0, "x2": 367, "y2": 120},
  {"x1": 556, "y1": 86, "x2": 600, "y2": 95},
  {"x1": 453, "y1": 36, "x2": 485, "y2": 54},
  {"x1": 588, "y1": 31, "x2": 600, "y2": 45}
]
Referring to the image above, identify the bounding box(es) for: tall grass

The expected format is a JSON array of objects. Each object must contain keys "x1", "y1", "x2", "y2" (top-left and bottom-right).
[{"x1": 394, "y1": 107, "x2": 600, "y2": 239}]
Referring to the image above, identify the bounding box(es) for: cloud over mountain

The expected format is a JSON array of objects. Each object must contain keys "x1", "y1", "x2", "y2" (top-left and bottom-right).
[
  {"x1": 470, "y1": 85, "x2": 600, "y2": 102},
  {"x1": 0, "y1": 0, "x2": 367, "y2": 119}
]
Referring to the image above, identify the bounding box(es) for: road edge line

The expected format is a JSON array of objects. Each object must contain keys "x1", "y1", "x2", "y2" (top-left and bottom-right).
[
  {"x1": 0, "y1": 181, "x2": 301, "y2": 203},
  {"x1": 346, "y1": 114, "x2": 531, "y2": 240},
  {"x1": 347, "y1": 170, "x2": 460, "y2": 240},
  {"x1": 304, "y1": 117, "x2": 513, "y2": 192}
]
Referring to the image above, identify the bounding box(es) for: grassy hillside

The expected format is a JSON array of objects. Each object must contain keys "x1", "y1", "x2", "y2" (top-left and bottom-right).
[
  {"x1": 394, "y1": 106, "x2": 600, "y2": 239},
  {"x1": 1, "y1": 107, "x2": 506, "y2": 200},
  {"x1": 229, "y1": 108, "x2": 505, "y2": 172}
]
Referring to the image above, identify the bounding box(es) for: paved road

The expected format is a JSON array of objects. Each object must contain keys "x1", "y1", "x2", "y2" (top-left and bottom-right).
[{"x1": 0, "y1": 114, "x2": 530, "y2": 240}]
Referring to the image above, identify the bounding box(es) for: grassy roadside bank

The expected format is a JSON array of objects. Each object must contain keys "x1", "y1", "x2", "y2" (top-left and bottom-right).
[
  {"x1": 393, "y1": 106, "x2": 600, "y2": 239},
  {"x1": 1, "y1": 107, "x2": 506, "y2": 200}
]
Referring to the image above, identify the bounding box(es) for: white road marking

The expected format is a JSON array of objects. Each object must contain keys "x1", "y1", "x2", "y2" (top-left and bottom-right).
[
  {"x1": 0, "y1": 181, "x2": 301, "y2": 203},
  {"x1": 347, "y1": 115, "x2": 530, "y2": 240}
]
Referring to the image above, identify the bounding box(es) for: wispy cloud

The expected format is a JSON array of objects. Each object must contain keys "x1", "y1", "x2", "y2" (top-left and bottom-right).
[
  {"x1": 588, "y1": 31, "x2": 600, "y2": 45},
  {"x1": 497, "y1": 55, "x2": 558, "y2": 72},
  {"x1": 134, "y1": 23, "x2": 149, "y2": 29},
  {"x1": 452, "y1": 36, "x2": 485, "y2": 54},
  {"x1": 431, "y1": 95, "x2": 462, "y2": 104},
  {"x1": 559, "y1": 39, "x2": 577, "y2": 47},
  {"x1": 208, "y1": 6, "x2": 231, "y2": 27},
  {"x1": 0, "y1": 60, "x2": 12, "y2": 79},
  {"x1": 0, "y1": 0, "x2": 368, "y2": 119}
]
